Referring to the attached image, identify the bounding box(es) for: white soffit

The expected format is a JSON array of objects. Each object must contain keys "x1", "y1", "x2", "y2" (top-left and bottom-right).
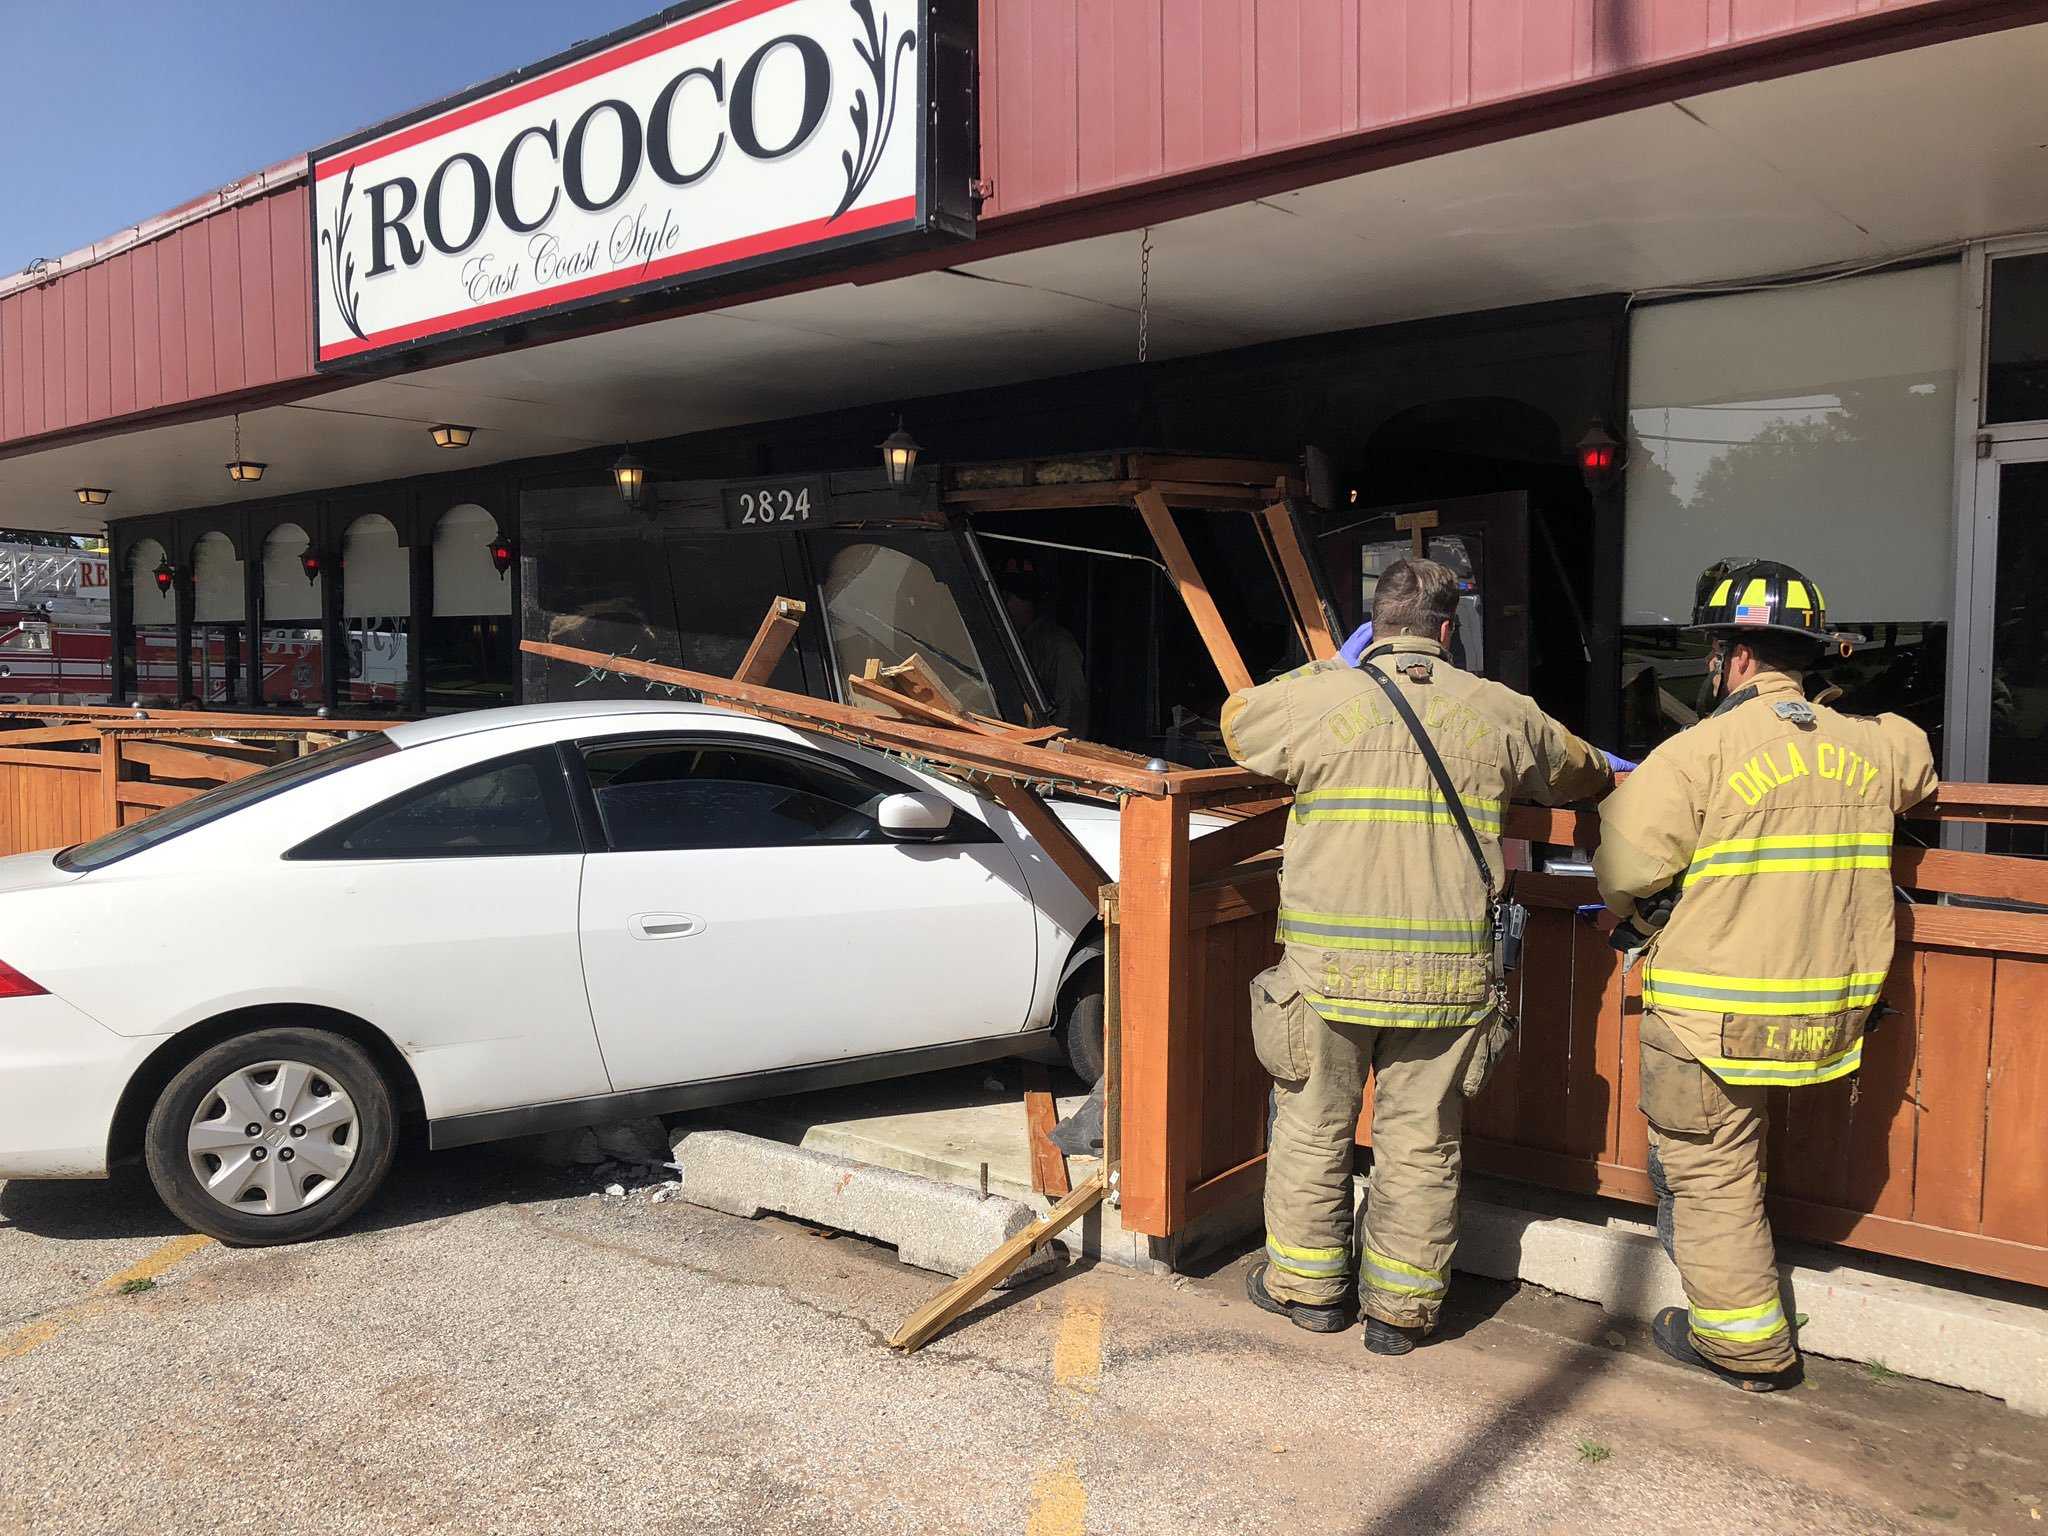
[{"x1": 9, "y1": 19, "x2": 2048, "y2": 534}]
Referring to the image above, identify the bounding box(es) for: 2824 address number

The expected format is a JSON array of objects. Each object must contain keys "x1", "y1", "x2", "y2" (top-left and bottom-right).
[{"x1": 721, "y1": 476, "x2": 828, "y2": 531}]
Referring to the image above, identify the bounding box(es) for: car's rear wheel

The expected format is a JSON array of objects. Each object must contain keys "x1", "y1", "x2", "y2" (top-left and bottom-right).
[
  {"x1": 143, "y1": 1027, "x2": 396, "y2": 1246},
  {"x1": 1057, "y1": 959, "x2": 1106, "y2": 1086}
]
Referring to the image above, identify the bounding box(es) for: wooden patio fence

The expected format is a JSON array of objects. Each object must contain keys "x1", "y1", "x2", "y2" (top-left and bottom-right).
[
  {"x1": 1108, "y1": 781, "x2": 2048, "y2": 1289},
  {"x1": 0, "y1": 704, "x2": 385, "y2": 858}
]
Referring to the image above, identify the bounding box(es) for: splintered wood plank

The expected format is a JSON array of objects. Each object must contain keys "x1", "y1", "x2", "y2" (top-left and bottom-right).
[
  {"x1": 1981, "y1": 955, "x2": 2048, "y2": 1247},
  {"x1": 1023, "y1": 1066, "x2": 1070, "y2": 1200},
  {"x1": 1260, "y1": 500, "x2": 1338, "y2": 660},
  {"x1": 877, "y1": 654, "x2": 967, "y2": 717},
  {"x1": 888, "y1": 1171, "x2": 1107, "y2": 1353},
  {"x1": 983, "y1": 780, "x2": 1110, "y2": 898},
  {"x1": 846, "y1": 671, "x2": 1064, "y2": 744},
  {"x1": 732, "y1": 596, "x2": 807, "y2": 684},
  {"x1": 1845, "y1": 946, "x2": 1921, "y2": 1221},
  {"x1": 1133, "y1": 487, "x2": 1254, "y2": 695},
  {"x1": 1910, "y1": 949, "x2": 1995, "y2": 1234},
  {"x1": 1187, "y1": 805, "x2": 1290, "y2": 884}
]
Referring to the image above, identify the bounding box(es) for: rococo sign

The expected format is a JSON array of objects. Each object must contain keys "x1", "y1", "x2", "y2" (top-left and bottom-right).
[{"x1": 309, "y1": 0, "x2": 970, "y2": 368}]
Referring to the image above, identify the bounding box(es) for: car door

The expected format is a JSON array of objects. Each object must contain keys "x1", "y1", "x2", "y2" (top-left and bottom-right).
[
  {"x1": 277, "y1": 743, "x2": 610, "y2": 1117},
  {"x1": 571, "y1": 731, "x2": 1039, "y2": 1091}
]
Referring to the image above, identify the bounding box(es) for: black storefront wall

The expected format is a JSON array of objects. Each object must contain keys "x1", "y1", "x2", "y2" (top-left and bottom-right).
[
  {"x1": 110, "y1": 291, "x2": 1629, "y2": 738},
  {"x1": 109, "y1": 464, "x2": 523, "y2": 715}
]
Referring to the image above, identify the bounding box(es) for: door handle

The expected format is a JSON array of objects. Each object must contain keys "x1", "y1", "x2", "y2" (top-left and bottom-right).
[{"x1": 629, "y1": 912, "x2": 704, "y2": 941}]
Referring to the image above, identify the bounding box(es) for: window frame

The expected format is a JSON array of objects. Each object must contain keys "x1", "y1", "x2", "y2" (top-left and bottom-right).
[
  {"x1": 563, "y1": 731, "x2": 997, "y2": 855},
  {"x1": 284, "y1": 744, "x2": 584, "y2": 862}
]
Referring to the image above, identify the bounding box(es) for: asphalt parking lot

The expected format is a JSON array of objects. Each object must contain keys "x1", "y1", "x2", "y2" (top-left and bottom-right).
[{"x1": 2, "y1": 1139, "x2": 2043, "y2": 1536}]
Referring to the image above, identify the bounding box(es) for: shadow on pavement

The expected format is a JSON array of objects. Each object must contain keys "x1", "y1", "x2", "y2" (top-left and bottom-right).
[{"x1": 0, "y1": 1138, "x2": 615, "y2": 1245}]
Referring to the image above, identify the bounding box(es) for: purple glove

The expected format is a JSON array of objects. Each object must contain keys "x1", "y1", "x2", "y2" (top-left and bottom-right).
[
  {"x1": 1339, "y1": 621, "x2": 1374, "y2": 666},
  {"x1": 1602, "y1": 750, "x2": 1638, "y2": 774}
]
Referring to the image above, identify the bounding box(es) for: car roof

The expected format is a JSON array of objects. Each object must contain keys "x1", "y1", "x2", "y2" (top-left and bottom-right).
[{"x1": 384, "y1": 699, "x2": 735, "y2": 749}]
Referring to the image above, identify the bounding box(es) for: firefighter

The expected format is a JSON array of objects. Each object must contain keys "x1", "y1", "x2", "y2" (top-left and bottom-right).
[
  {"x1": 1222, "y1": 558, "x2": 1614, "y2": 1353},
  {"x1": 1595, "y1": 559, "x2": 1937, "y2": 1392}
]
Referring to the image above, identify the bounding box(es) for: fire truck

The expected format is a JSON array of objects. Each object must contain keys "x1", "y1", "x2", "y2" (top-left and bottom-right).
[{"x1": 0, "y1": 543, "x2": 115, "y2": 705}]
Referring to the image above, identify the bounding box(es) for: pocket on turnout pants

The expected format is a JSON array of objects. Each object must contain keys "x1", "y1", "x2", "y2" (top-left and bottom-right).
[
  {"x1": 1638, "y1": 1037, "x2": 1715, "y2": 1134},
  {"x1": 1249, "y1": 966, "x2": 1316, "y2": 1083}
]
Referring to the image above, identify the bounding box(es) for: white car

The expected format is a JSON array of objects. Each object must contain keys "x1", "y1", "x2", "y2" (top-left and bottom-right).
[{"x1": 0, "y1": 701, "x2": 1126, "y2": 1245}]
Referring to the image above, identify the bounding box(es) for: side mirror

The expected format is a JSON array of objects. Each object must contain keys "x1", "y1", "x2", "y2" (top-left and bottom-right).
[{"x1": 877, "y1": 792, "x2": 954, "y2": 840}]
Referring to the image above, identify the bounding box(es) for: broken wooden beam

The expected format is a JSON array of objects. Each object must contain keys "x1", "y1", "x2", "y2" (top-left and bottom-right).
[
  {"x1": 983, "y1": 779, "x2": 1112, "y2": 897},
  {"x1": 733, "y1": 596, "x2": 808, "y2": 684},
  {"x1": 888, "y1": 1170, "x2": 1107, "y2": 1354},
  {"x1": 1023, "y1": 1066, "x2": 1071, "y2": 1200},
  {"x1": 1133, "y1": 486, "x2": 1255, "y2": 694}
]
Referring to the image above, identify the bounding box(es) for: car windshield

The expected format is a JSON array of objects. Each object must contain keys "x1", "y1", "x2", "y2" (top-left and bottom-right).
[{"x1": 56, "y1": 732, "x2": 398, "y2": 873}]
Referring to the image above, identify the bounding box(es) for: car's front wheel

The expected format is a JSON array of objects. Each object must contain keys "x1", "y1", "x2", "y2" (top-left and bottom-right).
[
  {"x1": 1057, "y1": 958, "x2": 1106, "y2": 1086},
  {"x1": 143, "y1": 1027, "x2": 397, "y2": 1246}
]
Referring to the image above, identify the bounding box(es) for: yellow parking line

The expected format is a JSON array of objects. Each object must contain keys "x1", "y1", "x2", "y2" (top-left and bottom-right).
[
  {"x1": 1026, "y1": 1461, "x2": 1086, "y2": 1536},
  {"x1": 1027, "y1": 1293, "x2": 1104, "y2": 1533},
  {"x1": 98, "y1": 1234, "x2": 214, "y2": 1294},
  {"x1": 1, "y1": 1234, "x2": 216, "y2": 1362},
  {"x1": 1051, "y1": 1296, "x2": 1104, "y2": 1396}
]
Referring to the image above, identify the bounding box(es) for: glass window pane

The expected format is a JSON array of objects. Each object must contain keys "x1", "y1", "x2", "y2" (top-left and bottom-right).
[
  {"x1": 584, "y1": 741, "x2": 887, "y2": 852},
  {"x1": 822, "y1": 542, "x2": 997, "y2": 717},
  {"x1": 302, "y1": 749, "x2": 574, "y2": 859},
  {"x1": 522, "y1": 491, "x2": 679, "y2": 702},
  {"x1": 1625, "y1": 264, "x2": 1959, "y2": 626},
  {"x1": 1987, "y1": 253, "x2": 2048, "y2": 426}
]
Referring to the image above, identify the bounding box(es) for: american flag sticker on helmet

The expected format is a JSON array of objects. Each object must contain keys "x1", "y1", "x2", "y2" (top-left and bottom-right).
[{"x1": 1733, "y1": 604, "x2": 1770, "y2": 625}]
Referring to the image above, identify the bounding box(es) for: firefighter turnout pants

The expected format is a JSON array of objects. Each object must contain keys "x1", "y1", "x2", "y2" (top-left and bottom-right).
[
  {"x1": 1255, "y1": 974, "x2": 1481, "y2": 1329},
  {"x1": 1640, "y1": 1015, "x2": 1798, "y2": 1374}
]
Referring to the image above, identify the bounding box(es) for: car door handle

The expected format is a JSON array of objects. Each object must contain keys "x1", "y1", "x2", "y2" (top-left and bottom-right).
[{"x1": 629, "y1": 912, "x2": 704, "y2": 940}]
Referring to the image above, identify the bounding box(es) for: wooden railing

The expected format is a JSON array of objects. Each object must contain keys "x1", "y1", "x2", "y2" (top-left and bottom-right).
[
  {"x1": 1110, "y1": 784, "x2": 2048, "y2": 1289},
  {"x1": 0, "y1": 707, "x2": 388, "y2": 858}
]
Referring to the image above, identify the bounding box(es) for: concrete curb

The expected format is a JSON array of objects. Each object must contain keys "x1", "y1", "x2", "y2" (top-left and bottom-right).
[
  {"x1": 673, "y1": 1127, "x2": 1055, "y2": 1284},
  {"x1": 1451, "y1": 1184, "x2": 2048, "y2": 1416}
]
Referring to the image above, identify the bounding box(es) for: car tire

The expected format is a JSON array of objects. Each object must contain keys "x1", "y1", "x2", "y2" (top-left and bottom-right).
[
  {"x1": 143, "y1": 1027, "x2": 397, "y2": 1246},
  {"x1": 1057, "y1": 959, "x2": 1106, "y2": 1086}
]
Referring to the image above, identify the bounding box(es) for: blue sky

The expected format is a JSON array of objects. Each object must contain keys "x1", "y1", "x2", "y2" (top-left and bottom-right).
[{"x1": 0, "y1": 0, "x2": 659, "y2": 273}]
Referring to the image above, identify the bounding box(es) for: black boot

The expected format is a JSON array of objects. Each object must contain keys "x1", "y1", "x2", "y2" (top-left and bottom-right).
[
  {"x1": 1245, "y1": 1259, "x2": 1349, "y2": 1333},
  {"x1": 1651, "y1": 1307, "x2": 1803, "y2": 1392},
  {"x1": 1363, "y1": 1316, "x2": 1425, "y2": 1356}
]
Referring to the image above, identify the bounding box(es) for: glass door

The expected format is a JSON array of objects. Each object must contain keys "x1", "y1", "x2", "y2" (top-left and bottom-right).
[{"x1": 1962, "y1": 445, "x2": 2048, "y2": 854}]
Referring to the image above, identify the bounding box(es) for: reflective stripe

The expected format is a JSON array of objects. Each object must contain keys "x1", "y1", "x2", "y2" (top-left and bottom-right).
[
  {"x1": 1708, "y1": 578, "x2": 1733, "y2": 607},
  {"x1": 1362, "y1": 1248, "x2": 1447, "y2": 1298},
  {"x1": 1701, "y1": 1039, "x2": 1864, "y2": 1088},
  {"x1": 1686, "y1": 831, "x2": 1892, "y2": 885},
  {"x1": 1690, "y1": 1299, "x2": 1787, "y2": 1343},
  {"x1": 1266, "y1": 1237, "x2": 1348, "y2": 1278},
  {"x1": 1276, "y1": 908, "x2": 1489, "y2": 954},
  {"x1": 1306, "y1": 992, "x2": 1492, "y2": 1030},
  {"x1": 1293, "y1": 784, "x2": 1503, "y2": 833},
  {"x1": 1642, "y1": 967, "x2": 1885, "y2": 1016}
]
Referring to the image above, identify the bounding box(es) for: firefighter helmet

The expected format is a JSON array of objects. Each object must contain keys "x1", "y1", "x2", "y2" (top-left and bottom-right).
[{"x1": 1687, "y1": 558, "x2": 1856, "y2": 654}]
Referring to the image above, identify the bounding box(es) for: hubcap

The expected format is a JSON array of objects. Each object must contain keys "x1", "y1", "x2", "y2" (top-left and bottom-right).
[{"x1": 186, "y1": 1060, "x2": 358, "y2": 1216}]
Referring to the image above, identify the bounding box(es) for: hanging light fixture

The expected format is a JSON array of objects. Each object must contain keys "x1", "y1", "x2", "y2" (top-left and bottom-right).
[
  {"x1": 489, "y1": 536, "x2": 515, "y2": 578},
  {"x1": 299, "y1": 548, "x2": 323, "y2": 584},
  {"x1": 611, "y1": 448, "x2": 647, "y2": 508},
  {"x1": 73, "y1": 487, "x2": 111, "y2": 506},
  {"x1": 153, "y1": 557, "x2": 176, "y2": 595},
  {"x1": 226, "y1": 413, "x2": 267, "y2": 484},
  {"x1": 431, "y1": 423, "x2": 475, "y2": 449},
  {"x1": 878, "y1": 418, "x2": 920, "y2": 490}
]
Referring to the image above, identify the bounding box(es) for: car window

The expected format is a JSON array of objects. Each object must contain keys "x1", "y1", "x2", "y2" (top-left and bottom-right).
[
  {"x1": 57, "y1": 733, "x2": 397, "y2": 873},
  {"x1": 582, "y1": 740, "x2": 900, "y2": 852},
  {"x1": 290, "y1": 747, "x2": 578, "y2": 859}
]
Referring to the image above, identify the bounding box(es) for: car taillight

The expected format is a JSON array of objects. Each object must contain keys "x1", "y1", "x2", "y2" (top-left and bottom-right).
[{"x1": 0, "y1": 960, "x2": 46, "y2": 999}]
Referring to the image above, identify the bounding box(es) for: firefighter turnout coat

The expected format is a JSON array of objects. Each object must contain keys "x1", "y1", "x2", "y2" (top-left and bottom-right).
[
  {"x1": 1223, "y1": 637, "x2": 1614, "y2": 1025},
  {"x1": 1596, "y1": 670, "x2": 1939, "y2": 1087}
]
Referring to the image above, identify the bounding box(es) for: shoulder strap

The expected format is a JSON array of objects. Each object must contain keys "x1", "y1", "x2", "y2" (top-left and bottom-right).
[{"x1": 1360, "y1": 661, "x2": 1495, "y2": 903}]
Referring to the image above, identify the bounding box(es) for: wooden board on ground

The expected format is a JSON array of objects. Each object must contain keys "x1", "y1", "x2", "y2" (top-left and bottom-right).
[
  {"x1": 1023, "y1": 1066, "x2": 1071, "y2": 1198},
  {"x1": 888, "y1": 1170, "x2": 1107, "y2": 1354}
]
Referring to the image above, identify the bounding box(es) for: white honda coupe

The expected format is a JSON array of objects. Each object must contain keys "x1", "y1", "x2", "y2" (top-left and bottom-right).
[{"x1": 0, "y1": 702, "x2": 1121, "y2": 1244}]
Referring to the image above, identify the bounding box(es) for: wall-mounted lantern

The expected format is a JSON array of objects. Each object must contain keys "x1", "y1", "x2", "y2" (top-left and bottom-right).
[
  {"x1": 1576, "y1": 422, "x2": 1624, "y2": 493},
  {"x1": 299, "y1": 549, "x2": 323, "y2": 584},
  {"x1": 879, "y1": 419, "x2": 921, "y2": 490},
  {"x1": 612, "y1": 448, "x2": 648, "y2": 510},
  {"x1": 153, "y1": 557, "x2": 177, "y2": 595},
  {"x1": 490, "y1": 537, "x2": 515, "y2": 579}
]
